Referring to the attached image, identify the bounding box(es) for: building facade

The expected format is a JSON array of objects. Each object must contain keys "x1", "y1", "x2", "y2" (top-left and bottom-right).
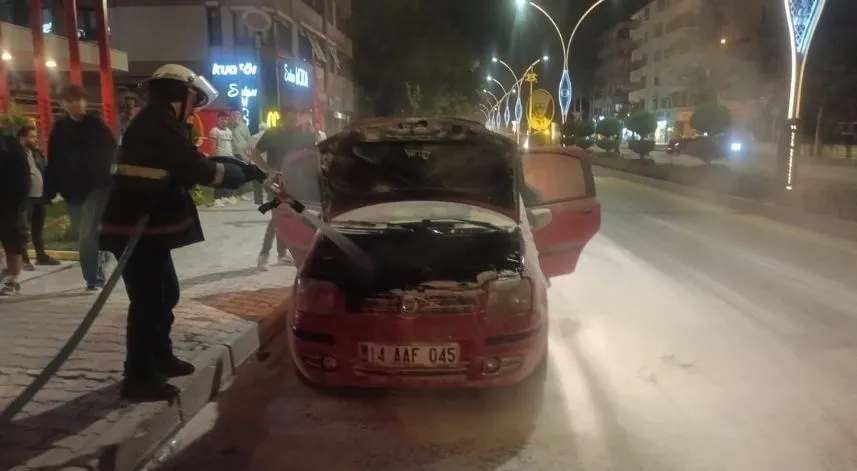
[
  {"x1": 109, "y1": 0, "x2": 355, "y2": 135},
  {"x1": 628, "y1": 0, "x2": 779, "y2": 143},
  {"x1": 0, "y1": 0, "x2": 129, "y2": 141},
  {"x1": 591, "y1": 20, "x2": 633, "y2": 119}
]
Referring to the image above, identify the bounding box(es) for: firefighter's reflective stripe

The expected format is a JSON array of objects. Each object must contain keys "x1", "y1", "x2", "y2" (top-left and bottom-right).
[
  {"x1": 113, "y1": 164, "x2": 169, "y2": 180},
  {"x1": 100, "y1": 218, "x2": 194, "y2": 236},
  {"x1": 211, "y1": 162, "x2": 225, "y2": 186}
]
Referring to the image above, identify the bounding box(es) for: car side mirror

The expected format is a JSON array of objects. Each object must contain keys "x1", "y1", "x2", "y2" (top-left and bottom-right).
[{"x1": 527, "y1": 207, "x2": 552, "y2": 230}]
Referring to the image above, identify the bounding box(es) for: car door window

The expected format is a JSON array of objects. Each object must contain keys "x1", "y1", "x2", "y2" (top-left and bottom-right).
[{"x1": 522, "y1": 150, "x2": 594, "y2": 206}]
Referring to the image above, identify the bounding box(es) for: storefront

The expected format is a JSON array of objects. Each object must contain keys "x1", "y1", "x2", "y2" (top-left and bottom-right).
[{"x1": 207, "y1": 58, "x2": 262, "y2": 133}]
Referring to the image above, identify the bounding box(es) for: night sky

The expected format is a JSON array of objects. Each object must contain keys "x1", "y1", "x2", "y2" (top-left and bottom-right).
[{"x1": 427, "y1": 0, "x2": 857, "y2": 108}]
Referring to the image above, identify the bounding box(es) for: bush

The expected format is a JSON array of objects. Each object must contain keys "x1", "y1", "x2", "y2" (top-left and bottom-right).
[
  {"x1": 628, "y1": 139, "x2": 656, "y2": 158},
  {"x1": 625, "y1": 111, "x2": 657, "y2": 139},
  {"x1": 576, "y1": 120, "x2": 595, "y2": 138},
  {"x1": 576, "y1": 137, "x2": 594, "y2": 150},
  {"x1": 684, "y1": 137, "x2": 724, "y2": 164},
  {"x1": 596, "y1": 117, "x2": 622, "y2": 138},
  {"x1": 690, "y1": 102, "x2": 731, "y2": 135},
  {"x1": 596, "y1": 137, "x2": 620, "y2": 153}
]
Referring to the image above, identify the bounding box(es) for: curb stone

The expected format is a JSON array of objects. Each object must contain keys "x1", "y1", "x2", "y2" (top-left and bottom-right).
[
  {"x1": 594, "y1": 164, "x2": 857, "y2": 240},
  {"x1": 87, "y1": 320, "x2": 261, "y2": 471}
]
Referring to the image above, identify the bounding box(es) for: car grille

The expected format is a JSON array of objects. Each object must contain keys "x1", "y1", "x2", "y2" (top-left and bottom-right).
[{"x1": 357, "y1": 293, "x2": 481, "y2": 315}]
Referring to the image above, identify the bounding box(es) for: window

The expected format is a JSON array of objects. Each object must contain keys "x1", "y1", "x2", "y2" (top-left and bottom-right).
[
  {"x1": 654, "y1": 23, "x2": 663, "y2": 37},
  {"x1": 657, "y1": 0, "x2": 666, "y2": 11},
  {"x1": 523, "y1": 151, "x2": 593, "y2": 204},
  {"x1": 274, "y1": 20, "x2": 293, "y2": 54},
  {"x1": 654, "y1": 75, "x2": 660, "y2": 86},
  {"x1": 644, "y1": 7, "x2": 650, "y2": 20},
  {"x1": 206, "y1": 6, "x2": 223, "y2": 46},
  {"x1": 233, "y1": 10, "x2": 255, "y2": 46},
  {"x1": 302, "y1": 0, "x2": 324, "y2": 16},
  {"x1": 298, "y1": 34, "x2": 313, "y2": 61},
  {"x1": 77, "y1": 7, "x2": 97, "y2": 40},
  {"x1": 653, "y1": 49, "x2": 662, "y2": 62},
  {"x1": 617, "y1": 28, "x2": 630, "y2": 40}
]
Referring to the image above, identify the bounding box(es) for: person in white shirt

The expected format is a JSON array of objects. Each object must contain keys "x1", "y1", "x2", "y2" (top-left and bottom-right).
[
  {"x1": 313, "y1": 119, "x2": 327, "y2": 143},
  {"x1": 244, "y1": 122, "x2": 269, "y2": 204},
  {"x1": 210, "y1": 111, "x2": 237, "y2": 206}
]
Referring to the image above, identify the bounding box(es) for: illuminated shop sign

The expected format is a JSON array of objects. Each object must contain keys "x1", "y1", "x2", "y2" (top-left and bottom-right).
[
  {"x1": 283, "y1": 63, "x2": 310, "y2": 88},
  {"x1": 209, "y1": 60, "x2": 259, "y2": 130}
]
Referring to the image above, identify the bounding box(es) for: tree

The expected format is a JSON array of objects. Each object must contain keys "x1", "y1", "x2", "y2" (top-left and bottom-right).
[
  {"x1": 625, "y1": 111, "x2": 657, "y2": 158},
  {"x1": 596, "y1": 117, "x2": 622, "y2": 153},
  {"x1": 690, "y1": 102, "x2": 731, "y2": 135},
  {"x1": 625, "y1": 111, "x2": 656, "y2": 139},
  {"x1": 350, "y1": 1, "x2": 480, "y2": 116}
]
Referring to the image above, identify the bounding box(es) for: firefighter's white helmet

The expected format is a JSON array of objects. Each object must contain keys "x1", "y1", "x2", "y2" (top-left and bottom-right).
[{"x1": 142, "y1": 64, "x2": 218, "y2": 110}]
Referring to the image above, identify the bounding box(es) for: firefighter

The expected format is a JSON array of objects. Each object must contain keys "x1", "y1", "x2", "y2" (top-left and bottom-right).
[{"x1": 100, "y1": 64, "x2": 266, "y2": 401}]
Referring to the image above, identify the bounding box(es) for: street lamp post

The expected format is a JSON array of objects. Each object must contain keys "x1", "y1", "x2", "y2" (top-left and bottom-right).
[
  {"x1": 493, "y1": 57, "x2": 521, "y2": 136},
  {"x1": 779, "y1": 0, "x2": 828, "y2": 194},
  {"x1": 486, "y1": 76, "x2": 512, "y2": 128},
  {"x1": 481, "y1": 89, "x2": 499, "y2": 129},
  {"x1": 492, "y1": 56, "x2": 549, "y2": 142},
  {"x1": 515, "y1": 0, "x2": 607, "y2": 124}
]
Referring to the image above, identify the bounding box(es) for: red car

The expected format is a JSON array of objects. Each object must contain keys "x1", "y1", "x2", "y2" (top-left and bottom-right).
[{"x1": 273, "y1": 117, "x2": 600, "y2": 389}]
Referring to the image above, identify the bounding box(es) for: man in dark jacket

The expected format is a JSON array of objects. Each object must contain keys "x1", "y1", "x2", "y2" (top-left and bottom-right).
[
  {"x1": 44, "y1": 84, "x2": 116, "y2": 292},
  {"x1": 17, "y1": 125, "x2": 60, "y2": 269},
  {"x1": 0, "y1": 134, "x2": 30, "y2": 296},
  {"x1": 100, "y1": 64, "x2": 264, "y2": 401}
]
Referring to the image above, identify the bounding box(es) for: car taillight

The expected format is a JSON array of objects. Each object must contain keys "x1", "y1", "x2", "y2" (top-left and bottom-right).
[
  {"x1": 295, "y1": 278, "x2": 343, "y2": 315},
  {"x1": 485, "y1": 278, "x2": 533, "y2": 318}
]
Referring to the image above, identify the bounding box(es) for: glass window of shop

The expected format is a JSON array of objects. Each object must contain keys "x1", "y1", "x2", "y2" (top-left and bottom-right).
[
  {"x1": 274, "y1": 20, "x2": 293, "y2": 55},
  {"x1": 298, "y1": 34, "x2": 313, "y2": 62}
]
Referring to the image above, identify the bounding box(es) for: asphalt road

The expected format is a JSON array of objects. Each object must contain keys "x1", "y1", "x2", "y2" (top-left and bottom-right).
[{"x1": 148, "y1": 175, "x2": 857, "y2": 471}]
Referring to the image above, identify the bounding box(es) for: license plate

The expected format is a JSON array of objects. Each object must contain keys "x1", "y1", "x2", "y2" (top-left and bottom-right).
[{"x1": 359, "y1": 343, "x2": 459, "y2": 368}]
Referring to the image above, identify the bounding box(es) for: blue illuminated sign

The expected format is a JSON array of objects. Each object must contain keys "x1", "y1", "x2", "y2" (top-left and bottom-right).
[
  {"x1": 283, "y1": 63, "x2": 310, "y2": 88},
  {"x1": 209, "y1": 60, "x2": 260, "y2": 132},
  {"x1": 558, "y1": 69, "x2": 572, "y2": 122},
  {"x1": 503, "y1": 101, "x2": 511, "y2": 127},
  {"x1": 787, "y1": 0, "x2": 824, "y2": 55},
  {"x1": 514, "y1": 94, "x2": 523, "y2": 125}
]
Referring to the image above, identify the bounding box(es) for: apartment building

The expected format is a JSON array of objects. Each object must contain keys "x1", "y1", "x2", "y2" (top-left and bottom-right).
[
  {"x1": 591, "y1": 20, "x2": 633, "y2": 119},
  {"x1": 628, "y1": 0, "x2": 779, "y2": 143},
  {"x1": 109, "y1": 0, "x2": 354, "y2": 134}
]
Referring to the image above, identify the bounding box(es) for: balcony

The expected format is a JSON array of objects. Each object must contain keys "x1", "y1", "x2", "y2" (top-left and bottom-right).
[
  {"x1": 0, "y1": 22, "x2": 128, "y2": 72},
  {"x1": 291, "y1": 0, "x2": 352, "y2": 55}
]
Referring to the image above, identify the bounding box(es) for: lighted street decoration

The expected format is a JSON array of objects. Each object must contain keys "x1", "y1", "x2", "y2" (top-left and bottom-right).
[
  {"x1": 781, "y1": 0, "x2": 828, "y2": 192},
  {"x1": 527, "y1": 88, "x2": 555, "y2": 133},
  {"x1": 515, "y1": 0, "x2": 607, "y2": 124},
  {"x1": 210, "y1": 61, "x2": 260, "y2": 130},
  {"x1": 515, "y1": 94, "x2": 523, "y2": 125},
  {"x1": 504, "y1": 99, "x2": 511, "y2": 127}
]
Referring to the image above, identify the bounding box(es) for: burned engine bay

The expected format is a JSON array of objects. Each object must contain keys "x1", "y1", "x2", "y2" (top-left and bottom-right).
[{"x1": 302, "y1": 223, "x2": 524, "y2": 308}]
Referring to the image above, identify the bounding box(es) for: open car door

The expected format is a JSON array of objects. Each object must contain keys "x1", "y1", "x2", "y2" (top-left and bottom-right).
[
  {"x1": 272, "y1": 148, "x2": 321, "y2": 268},
  {"x1": 522, "y1": 146, "x2": 601, "y2": 278}
]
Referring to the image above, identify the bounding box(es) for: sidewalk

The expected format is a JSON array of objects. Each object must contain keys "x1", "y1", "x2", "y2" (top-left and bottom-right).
[
  {"x1": 0, "y1": 201, "x2": 297, "y2": 471},
  {"x1": 618, "y1": 146, "x2": 857, "y2": 185}
]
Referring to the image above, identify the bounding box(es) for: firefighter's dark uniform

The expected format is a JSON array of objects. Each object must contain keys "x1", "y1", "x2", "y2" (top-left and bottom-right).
[{"x1": 100, "y1": 97, "x2": 251, "y2": 400}]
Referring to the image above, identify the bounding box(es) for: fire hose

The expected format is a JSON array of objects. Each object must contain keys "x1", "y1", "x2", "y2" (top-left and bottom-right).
[{"x1": 0, "y1": 155, "x2": 375, "y2": 431}]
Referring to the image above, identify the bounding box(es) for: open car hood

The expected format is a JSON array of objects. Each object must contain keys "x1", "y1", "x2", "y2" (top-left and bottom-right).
[{"x1": 316, "y1": 117, "x2": 521, "y2": 221}]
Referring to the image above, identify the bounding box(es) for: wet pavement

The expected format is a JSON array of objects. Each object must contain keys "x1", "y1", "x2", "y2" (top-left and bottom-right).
[{"x1": 148, "y1": 176, "x2": 857, "y2": 471}]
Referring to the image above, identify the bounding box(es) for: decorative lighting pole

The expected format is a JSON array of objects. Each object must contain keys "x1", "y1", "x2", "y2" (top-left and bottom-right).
[
  {"x1": 515, "y1": 0, "x2": 606, "y2": 124},
  {"x1": 486, "y1": 76, "x2": 510, "y2": 128},
  {"x1": 779, "y1": 0, "x2": 828, "y2": 194}
]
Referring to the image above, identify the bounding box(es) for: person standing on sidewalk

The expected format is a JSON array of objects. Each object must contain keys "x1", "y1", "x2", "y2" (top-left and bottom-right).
[
  {"x1": 245, "y1": 122, "x2": 268, "y2": 204},
  {"x1": 251, "y1": 105, "x2": 316, "y2": 269},
  {"x1": 0, "y1": 132, "x2": 30, "y2": 296},
  {"x1": 44, "y1": 85, "x2": 116, "y2": 293},
  {"x1": 17, "y1": 125, "x2": 60, "y2": 270},
  {"x1": 229, "y1": 109, "x2": 253, "y2": 201},
  {"x1": 210, "y1": 111, "x2": 236, "y2": 207}
]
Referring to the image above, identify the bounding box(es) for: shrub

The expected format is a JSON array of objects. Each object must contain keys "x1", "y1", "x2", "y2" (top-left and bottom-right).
[
  {"x1": 576, "y1": 137, "x2": 594, "y2": 150},
  {"x1": 690, "y1": 102, "x2": 731, "y2": 136},
  {"x1": 596, "y1": 117, "x2": 622, "y2": 139},
  {"x1": 596, "y1": 137, "x2": 620, "y2": 152},
  {"x1": 625, "y1": 111, "x2": 657, "y2": 139},
  {"x1": 576, "y1": 119, "x2": 595, "y2": 138},
  {"x1": 684, "y1": 137, "x2": 724, "y2": 164},
  {"x1": 628, "y1": 139, "x2": 656, "y2": 158},
  {"x1": 191, "y1": 186, "x2": 215, "y2": 206}
]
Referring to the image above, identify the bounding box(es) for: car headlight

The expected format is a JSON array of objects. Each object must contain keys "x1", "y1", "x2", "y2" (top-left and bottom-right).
[
  {"x1": 730, "y1": 141, "x2": 742, "y2": 152},
  {"x1": 485, "y1": 278, "x2": 533, "y2": 318},
  {"x1": 295, "y1": 277, "x2": 342, "y2": 315}
]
